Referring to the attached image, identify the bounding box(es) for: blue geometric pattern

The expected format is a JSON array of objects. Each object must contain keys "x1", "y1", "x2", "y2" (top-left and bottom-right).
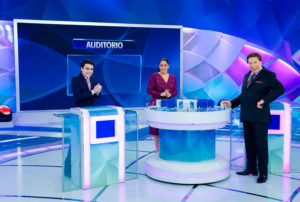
[
  {"x1": 90, "y1": 142, "x2": 119, "y2": 188},
  {"x1": 187, "y1": 61, "x2": 219, "y2": 83},
  {"x1": 183, "y1": 28, "x2": 300, "y2": 103},
  {"x1": 159, "y1": 129, "x2": 215, "y2": 162},
  {"x1": 0, "y1": 21, "x2": 15, "y2": 111},
  {"x1": 1, "y1": 0, "x2": 298, "y2": 69},
  {"x1": 0, "y1": 1, "x2": 299, "y2": 55}
]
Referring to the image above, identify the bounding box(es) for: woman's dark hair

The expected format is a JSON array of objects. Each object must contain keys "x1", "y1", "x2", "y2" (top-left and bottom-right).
[{"x1": 158, "y1": 57, "x2": 169, "y2": 72}]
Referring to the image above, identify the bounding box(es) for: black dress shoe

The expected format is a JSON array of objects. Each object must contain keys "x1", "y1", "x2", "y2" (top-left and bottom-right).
[
  {"x1": 257, "y1": 174, "x2": 268, "y2": 183},
  {"x1": 236, "y1": 169, "x2": 258, "y2": 176}
]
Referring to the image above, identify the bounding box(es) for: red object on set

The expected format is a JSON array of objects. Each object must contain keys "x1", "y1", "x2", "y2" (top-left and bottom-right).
[
  {"x1": 0, "y1": 105, "x2": 12, "y2": 122},
  {"x1": 0, "y1": 105, "x2": 12, "y2": 115}
]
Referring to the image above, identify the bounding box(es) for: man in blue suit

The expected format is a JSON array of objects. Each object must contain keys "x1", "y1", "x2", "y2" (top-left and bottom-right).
[
  {"x1": 223, "y1": 53, "x2": 285, "y2": 183},
  {"x1": 71, "y1": 59, "x2": 102, "y2": 107},
  {"x1": 65, "y1": 59, "x2": 102, "y2": 178}
]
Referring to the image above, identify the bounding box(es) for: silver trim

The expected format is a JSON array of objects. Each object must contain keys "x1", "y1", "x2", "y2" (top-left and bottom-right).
[
  {"x1": 13, "y1": 19, "x2": 182, "y2": 29},
  {"x1": 13, "y1": 20, "x2": 20, "y2": 112},
  {"x1": 180, "y1": 27, "x2": 183, "y2": 98}
]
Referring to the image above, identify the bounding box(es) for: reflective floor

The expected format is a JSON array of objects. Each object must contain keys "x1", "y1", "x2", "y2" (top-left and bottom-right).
[{"x1": 0, "y1": 134, "x2": 299, "y2": 202}]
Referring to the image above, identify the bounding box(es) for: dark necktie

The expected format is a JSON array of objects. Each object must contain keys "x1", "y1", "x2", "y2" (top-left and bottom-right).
[{"x1": 247, "y1": 73, "x2": 255, "y2": 88}]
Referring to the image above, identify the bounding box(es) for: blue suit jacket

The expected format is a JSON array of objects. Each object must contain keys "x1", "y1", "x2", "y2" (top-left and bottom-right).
[
  {"x1": 71, "y1": 73, "x2": 99, "y2": 107},
  {"x1": 231, "y1": 67, "x2": 285, "y2": 123}
]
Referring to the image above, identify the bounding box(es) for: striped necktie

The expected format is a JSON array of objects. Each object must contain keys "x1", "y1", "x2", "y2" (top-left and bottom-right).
[{"x1": 247, "y1": 73, "x2": 255, "y2": 88}]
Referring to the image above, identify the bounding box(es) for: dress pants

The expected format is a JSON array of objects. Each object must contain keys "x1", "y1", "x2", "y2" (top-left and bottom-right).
[{"x1": 243, "y1": 121, "x2": 269, "y2": 174}]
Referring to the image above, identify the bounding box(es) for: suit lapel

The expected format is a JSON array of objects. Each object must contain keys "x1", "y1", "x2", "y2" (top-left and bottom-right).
[
  {"x1": 242, "y1": 72, "x2": 251, "y2": 91},
  {"x1": 89, "y1": 77, "x2": 95, "y2": 89},
  {"x1": 79, "y1": 73, "x2": 89, "y2": 90},
  {"x1": 247, "y1": 67, "x2": 266, "y2": 89}
]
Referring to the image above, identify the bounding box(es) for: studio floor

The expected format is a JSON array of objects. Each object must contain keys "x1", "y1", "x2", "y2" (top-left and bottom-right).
[{"x1": 0, "y1": 133, "x2": 299, "y2": 202}]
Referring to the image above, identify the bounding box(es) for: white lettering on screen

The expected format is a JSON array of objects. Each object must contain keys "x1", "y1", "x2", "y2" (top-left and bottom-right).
[{"x1": 86, "y1": 41, "x2": 123, "y2": 49}]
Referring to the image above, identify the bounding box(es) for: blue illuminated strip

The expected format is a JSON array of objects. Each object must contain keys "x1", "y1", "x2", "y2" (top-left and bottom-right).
[
  {"x1": 0, "y1": 165, "x2": 61, "y2": 168},
  {"x1": 125, "y1": 151, "x2": 155, "y2": 169},
  {"x1": 289, "y1": 186, "x2": 300, "y2": 201},
  {"x1": 91, "y1": 185, "x2": 109, "y2": 202},
  {"x1": 147, "y1": 120, "x2": 228, "y2": 126},
  {"x1": 73, "y1": 38, "x2": 135, "y2": 49},
  {"x1": 0, "y1": 143, "x2": 62, "y2": 164},
  {"x1": 182, "y1": 185, "x2": 198, "y2": 202}
]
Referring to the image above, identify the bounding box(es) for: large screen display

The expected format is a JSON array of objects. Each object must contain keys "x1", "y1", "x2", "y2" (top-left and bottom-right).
[{"x1": 15, "y1": 20, "x2": 181, "y2": 111}]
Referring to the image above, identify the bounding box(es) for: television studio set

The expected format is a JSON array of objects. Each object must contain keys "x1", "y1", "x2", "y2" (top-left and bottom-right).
[{"x1": 0, "y1": 1, "x2": 299, "y2": 201}]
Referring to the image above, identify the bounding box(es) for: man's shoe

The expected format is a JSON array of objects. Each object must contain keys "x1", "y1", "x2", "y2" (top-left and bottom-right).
[
  {"x1": 257, "y1": 174, "x2": 268, "y2": 183},
  {"x1": 236, "y1": 169, "x2": 258, "y2": 176}
]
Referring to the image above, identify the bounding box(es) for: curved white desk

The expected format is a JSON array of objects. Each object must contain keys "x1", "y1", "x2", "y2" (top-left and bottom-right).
[{"x1": 145, "y1": 107, "x2": 231, "y2": 184}]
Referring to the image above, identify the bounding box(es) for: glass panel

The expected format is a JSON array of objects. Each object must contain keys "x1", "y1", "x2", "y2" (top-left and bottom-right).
[
  {"x1": 124, "y1": 110, "x2": 138, "y2": 181},
  {"x1": 230, "y1": 108, "x2": 246, "y2": 170},
  {"x1": 56, "y1": 113, "x2": 82, "y2": 192},
  {"x1": 230, "y1": 106, "x2": 296, "y2": 173},
  {"x1": 291, "y1": 106, "x2": 300, "y2": 172},
  {"x1": 215, "y1": 122, "x2": 231, "y2": 165}
]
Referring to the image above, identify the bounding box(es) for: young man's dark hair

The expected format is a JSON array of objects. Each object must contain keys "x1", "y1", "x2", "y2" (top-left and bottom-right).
[{"x1": 80, "y1": 59, "x2": 94, "y2": 68}]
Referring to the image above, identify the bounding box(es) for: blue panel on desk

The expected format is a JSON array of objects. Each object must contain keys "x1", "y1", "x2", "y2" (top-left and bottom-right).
[
  {"x1": 90, "y1": 142, "x2": 119, "y2": 187},
  {"x1": 269, "y1": 114, "x2": 280, "y2": 130},
  {"x1": 159, "y1": 129, "x2": 215, "y2": 162},
  {"x1": 96, "y1": 120, "x2": 115, "y2": 138},
  {"x1": 270, "y1": 102, "x2": 284, "y2": 110}
]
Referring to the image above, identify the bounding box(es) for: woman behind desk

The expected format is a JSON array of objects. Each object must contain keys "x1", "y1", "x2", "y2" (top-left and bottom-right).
[{"x1": 147, "y1": 57, "x2": 177, "y2": 152}]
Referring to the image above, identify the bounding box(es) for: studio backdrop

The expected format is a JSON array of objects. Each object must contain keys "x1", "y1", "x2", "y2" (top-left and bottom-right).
[{"x1": 14, "y1": 20, "x2": 182, "y2": 111}]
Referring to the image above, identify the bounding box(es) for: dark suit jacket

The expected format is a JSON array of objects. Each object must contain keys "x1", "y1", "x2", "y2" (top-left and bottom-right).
[
  {"x1": 231, "y1": 67, "x2": 285, "y2": 123},
  {"x1": 71, "y1": 73, "x2": 99, "y2": 107}
]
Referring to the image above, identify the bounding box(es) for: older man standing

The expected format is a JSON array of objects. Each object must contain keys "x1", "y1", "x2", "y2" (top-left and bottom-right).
[{"x1": 223, "y1": 53, "x2": 285, "y2": 183}]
